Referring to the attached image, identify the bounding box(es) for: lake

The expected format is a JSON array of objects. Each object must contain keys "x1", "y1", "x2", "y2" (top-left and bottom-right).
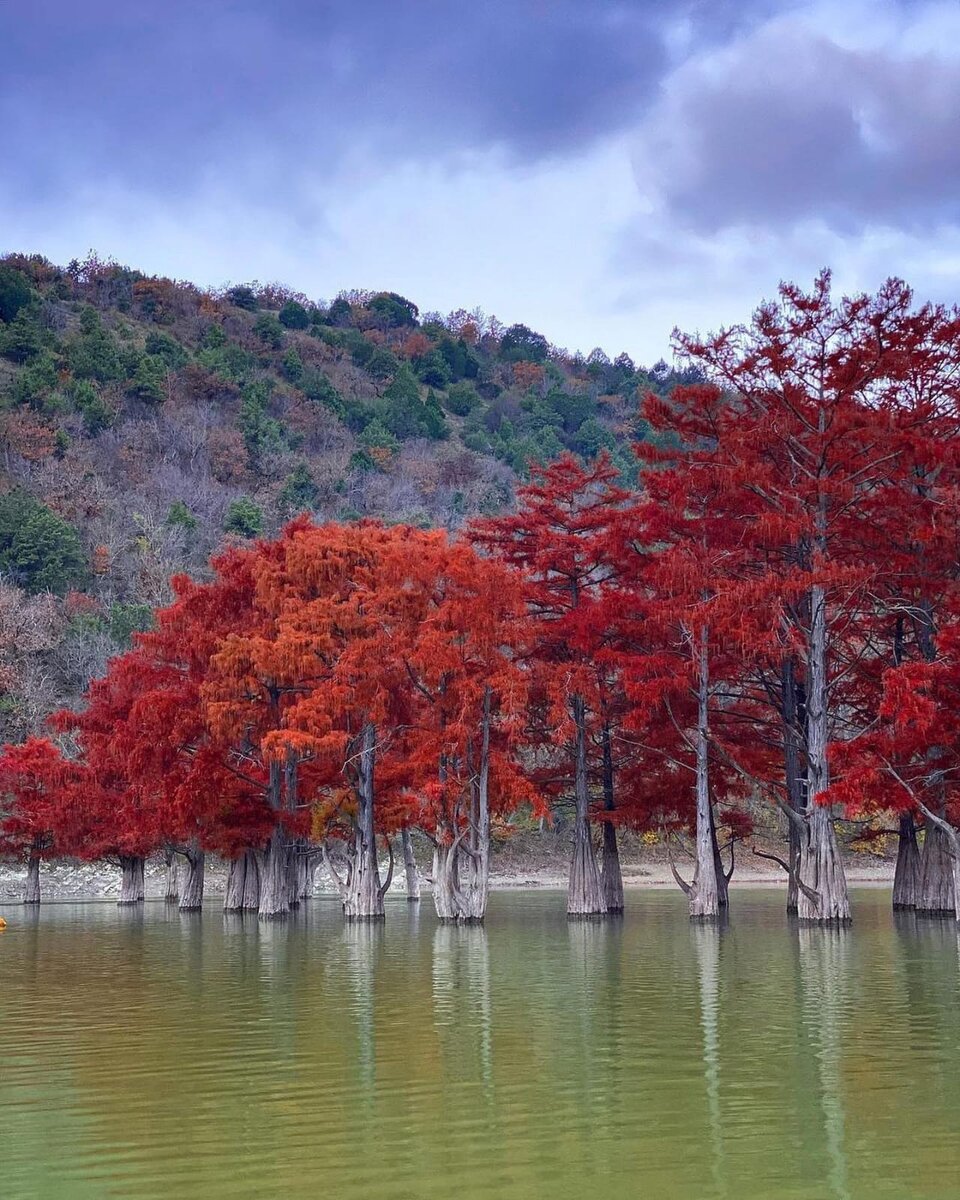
[{"x1": 1, "y1": 888, "x2": 958, "y2": 1199}]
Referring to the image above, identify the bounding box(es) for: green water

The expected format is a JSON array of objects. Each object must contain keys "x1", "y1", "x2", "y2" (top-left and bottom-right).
[{"x1": 1, "y1": 889, "x2": 958, "y2": 1200}]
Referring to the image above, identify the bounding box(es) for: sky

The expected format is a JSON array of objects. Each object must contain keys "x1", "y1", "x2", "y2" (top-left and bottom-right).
[{"x1": 3, "y1": 0, "x2": 960, "y2": 363}]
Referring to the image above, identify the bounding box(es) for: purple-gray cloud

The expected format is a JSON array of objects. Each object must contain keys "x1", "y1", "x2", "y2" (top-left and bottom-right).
[
  {"x1": 0, "y1": 1, "x2": 785, "y2": 201},
  {"x1": 637, "y1": 15, "x2": 960, "y2": 234}
]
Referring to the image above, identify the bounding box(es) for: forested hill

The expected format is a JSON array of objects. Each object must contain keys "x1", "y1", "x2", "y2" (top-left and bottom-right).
[{"x1": 0, "y1": 250, "x2": 692, "y2": 736}]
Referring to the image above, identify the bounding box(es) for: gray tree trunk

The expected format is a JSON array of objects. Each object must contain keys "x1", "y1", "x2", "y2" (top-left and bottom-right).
[
  {"x1": 179, "y1": 846, "x2": 205, "y2": 911},
  {"x1": 689, "y1": 627, "x2": 720, "y2": 920},
  {"x1": 23, "y1": 851, "x2": 40, "y2": 905},
  {"x1": 224, "y1": 850, "x2": 261, "y2": 912},
  {"x1": 258, "y1": 824, "x2": 291, "y2": 920},
  {"x1": 709, "y1": 802, "x2": 730, "y2": 910},
  {"x1": 118, "y1": 855, "x2": 145, "y2": 904},
  {"x1": 915, "y1": 805, "x2": 960, "y2": 924},
  {"x1": 567, "y1": 694, "x2": 606, "y2": 917},
  {"x1": 223, "y1": 856, "x2": 245, "y2": 912},
  {"x1": 300, "y1": 850, "x2": 318, "y2": 899},
  {"x1": 461, "y1": 689, "x2": 493, "y2": 921},
  {"x1": 163, "y1": 848, "x2": 180, "y2": 903},
  {"x1": 401, "y1": 828, "x2": 420, "y2": 902},
  {"x1": 797, "y1": 584, "x2": 850, "y2": 923},
  {"x1": 600, "y1": 721, "x2": 624, "y2": 914},
  {"x1": 432, "y1": 838, "x2": 464, "y2": 921},
  {"x1": 344, "y1": 723, "x2": 385, "y2": 920},
  {"x1": 286, "y1": 842, "x2": 301, "y2": 909},
  {"x1": 782, "y1": 657, "x2": 805, "y2": 915},
  {"x1": 917, "y1": 820, "x2": 956, "y2": 916},
  {"x1": 892, "y1": 816, "x2": 921, "y2": 911},
  {"x1": 240, "y1": 848, "x2": 261, "y2": 908}
]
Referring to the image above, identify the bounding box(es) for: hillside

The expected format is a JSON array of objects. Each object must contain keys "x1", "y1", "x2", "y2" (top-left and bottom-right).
[{"x1": 0, "y1": 250, "x2": 694, "y2": 738}]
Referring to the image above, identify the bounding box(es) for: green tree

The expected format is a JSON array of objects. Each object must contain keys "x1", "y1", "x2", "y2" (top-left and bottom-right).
[
  {"x1": 108, "y1": 602, "x2": 154, "y2": 646},
  {"x1": 416, "y1": 349, "x2": 452, "y2": 388},
  {"x1": 0, "y1": 491, "x2": 87, "y2": 594},
  {"x1": 253, "y1": 313, "x2": 285, "y2": 349},
  {"x1": 223, "y1": 497, "x2": 264, "y2": 538},
  {"x1": 500, "y1": 323, "x2": 549, "y2": 363},
  {"x1": 368, "y1": 292, "x2": 419, "y2": 328},
  {"x1": 359, "y1": 418, "x2": 399, "y2": 454},
  {"x1": 301, "y1": 368, "x2": 346, "y2": 419},
  {"x1": 10, "y1": 353, "x2": 59, "y2": 408},
  {"x1": 0, "y1": 267, "x2": 34, "y2": 323},
  {"x1": 279, "y1": 300, "x2": 310, "y2": 330},
  {"x1": 0, "y1": 309, "x2": 44, "y2": 364},
  {"x1": 278, "y1": 463, "x2": 319, "y2": 512},
  {"x1": 239, "y1": 380, "x2": 286, "y2": 462},
  {"x1": 166, "y1": 501, "x2": 198, "y2": 532},
  {"x1": 71, "y1": 379, "x2": 113, "y2": 433},
  {"x1": 443, "y1": 382, "x2": 480, "y2": 416},
  {"x1": 226, "y1": 285, "x2": 258, "y2": 311},
  {"x1": 127, "y1": 354, "x2": 166, "y2": 403},
  {"x1": 144, "y1": 331, "x2": 188, "y2": 368}
]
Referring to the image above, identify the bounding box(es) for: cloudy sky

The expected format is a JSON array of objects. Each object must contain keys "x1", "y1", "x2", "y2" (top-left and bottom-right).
[{"x1": 2, "y1": 0, "x2": 959, "y2": 362}]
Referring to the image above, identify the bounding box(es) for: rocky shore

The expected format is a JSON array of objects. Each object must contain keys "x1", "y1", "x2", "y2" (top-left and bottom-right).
[{"x1": 0, "y1": 851, "x2": 894, "y2": 903}]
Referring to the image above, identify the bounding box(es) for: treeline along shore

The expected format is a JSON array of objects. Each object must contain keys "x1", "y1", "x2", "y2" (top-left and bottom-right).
[{"x1": 3, "y1": 269, "x2": 960, "y2": 928}]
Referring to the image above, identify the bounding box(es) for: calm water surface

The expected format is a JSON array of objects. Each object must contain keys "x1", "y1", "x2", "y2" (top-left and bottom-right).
[{"x1": 1, "y1": 888, "x2": 959, "y2": 1200}]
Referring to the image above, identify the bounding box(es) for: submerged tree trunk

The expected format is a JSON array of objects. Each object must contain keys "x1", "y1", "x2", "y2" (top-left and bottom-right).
[
  {"x1": 461, "y1": 690, "x2": 493, "y2": 922},
  {"x1": 917, "y1": 820, "x2": 956, "y2": 916},
  {"x1": 432, "y1": 692, "x2": 494, "y2": 924},
  {"x1": 600, "y1": 722, "x2": 624, "y2": 914},
  {"x1": 118, "y1": 855, "x2": 145, "y2": 905},
  {"x1": 797, "y1": 585, "x2": 850, "y2": 924},
  {"x1": 567, "y1": 694, "x2": 606, "y2": 917},
  {"x1": 892, "y1": 816, "x2": 921, "y2": 911},
  {"x1": 709, "y1": 803, "x2": 731, "y2": 910},
  {"x1": 163, "y1": 848, "x2": 180, "y2": 904},
  {"x1": 300, "y1": 849, "x2": 318, "y2": 899},
  {"x1": 259, "y1": 824, "x2": 291, "y2": 920},
  {"x1": 690, "y1": 627, "x2": 720, "y2": 921},
  {"x1": 344, "y1": 723, "x2": 386, "y2": 920},
  {"x1": 782, "y1": 657, "x2": 805, "y2": 915},
  {"x1": 916, "y1": 805, "x2": 960, "y2": 923},
  {"x1": 23, "y1": 849, "x2": 40, "y2": 905},
  {"x1": 179, "y1": 845, "x2": 205, "y2": 911},
  {"x1": 432, "y1": 837, "x2": 464, "y2": 921},
  {"x1": 224, "y1": 850, "x2": 261, "y2": 912},
  {"x1": 401, "y1": 828, "x2": 420, "y2": 902}
]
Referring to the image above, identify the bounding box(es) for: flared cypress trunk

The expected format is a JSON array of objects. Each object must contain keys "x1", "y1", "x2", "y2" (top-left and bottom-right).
[
  {"x1": 600, "y1": 722, "x2": 623, "y2": 914},
  {"x1": 179, "y1": 846, "x2": 205, "y2": 911},
  {"x1": 690, "y1": 627, "x2": 720, "y2": 921},
  {"x1": 401, "y1": 828, "x2": 420, "y2": 902},
  {"x1": 917, "y1": 820, "x2": 956, "y2": 916},
  {"x1": 344, "y1": 723, "x2": 385, "y2": 920},
  {"x1": 567, "y1": 694, "x2": 605, "y2": 917},
  {"x1": 259, "y1": 824, "x2": 291, "y2": 920},
  {"x1": 23, "y1": 850, "x2": 40, "y2": 905},
  {"x1": 432, "y1": 838, "x2": 464, "y2": 921},
  {"x1": 892, "y1": 816, "x2": 921, "y2": 911},
  {"x1": 224, "y1": 850, "x2": 261, "y2": 912},
  {"x1": 163, "y1": 848, "x2": 180, "y2": 903},
  {"x1": 118, "y1": 855, "x2": 145, "y2": 904},
  {"x1": 797, "y1": 585, "x2": 850, "y2": 923}
]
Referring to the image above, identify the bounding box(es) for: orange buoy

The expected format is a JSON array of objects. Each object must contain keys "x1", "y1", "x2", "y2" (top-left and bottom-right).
[{"x1": 0, "y1": 916, "x2": 7, "y2": 930}]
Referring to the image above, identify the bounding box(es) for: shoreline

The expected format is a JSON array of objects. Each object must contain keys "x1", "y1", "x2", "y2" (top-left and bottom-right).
[{"x1": 0, "y1": 858, "x2": 896, "y2": 903}]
